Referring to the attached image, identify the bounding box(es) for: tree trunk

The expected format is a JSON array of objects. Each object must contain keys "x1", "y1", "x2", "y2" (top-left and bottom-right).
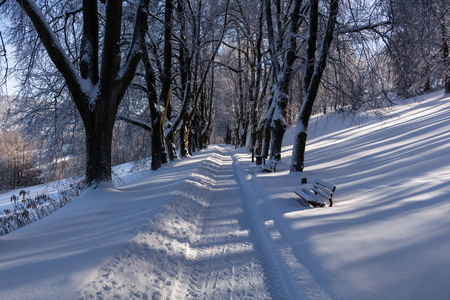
[
  {"x1": 290, "y1": 110, "x2": 309, "y2": 172},
  {"x1": 442, "y1": 22, "x2": 450, "y2": 94},
  {"x1": 166, "y1": 135, "x2": 177, "y2": 161},
  {"x1": 179, "y1": 117, "x2": 190, "y2": 157},
  {"x1": 265, "y1": 0, "x2": 303, "y2": 163},
  {"x1": 176, "y1": 0, "x2": 190, "y2": 157},
  {"x1": 84, "y1": 108, "x2": 115, "y2": 185},
  {"x1": 150, "y1": 111, "x2": 167, "y2": 170},
  {"x1": 268, "y1": 80, "x2": 289, "y2": 161},
  {"x1": 291, "y1": 0, "x2": 339, "y2": 172},
  {"x1": 261, "y1": 119, "x2": 272, "y2": 159},
  {"x1": 142, "y1": 46, "x2": 167, "y2": 170},
  {"x1": 254, "y1": 125, "x2": 263, "y2": 156}
]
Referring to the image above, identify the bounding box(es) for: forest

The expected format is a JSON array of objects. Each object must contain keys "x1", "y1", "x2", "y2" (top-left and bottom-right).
[{"x1": 0, "y1": 0, "x2": 449, "y2": 190}]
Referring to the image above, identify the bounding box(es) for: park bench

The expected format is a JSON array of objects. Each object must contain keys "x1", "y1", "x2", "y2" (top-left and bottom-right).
[
  {"x1": 293, "y1": 178, "x2": 336, "y2": 207},
  {"x1": 261, "y1": 159, "x2": 277, "y2": 173}
]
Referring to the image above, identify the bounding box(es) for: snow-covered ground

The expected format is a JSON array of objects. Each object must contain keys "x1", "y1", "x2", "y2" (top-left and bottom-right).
[{"x1": 0, "y1": 90, "x2": 449, "y2": 299}]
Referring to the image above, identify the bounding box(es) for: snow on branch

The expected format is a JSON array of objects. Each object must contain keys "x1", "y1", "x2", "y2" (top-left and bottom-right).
[
  {"x1": 338, "y1": 20, "x2": 391, "y2": 34},
  {"x1": 213, "y1": 61, "x2": 243, "y2": 73},
  {"x1": 50, "y1": 5, "x2": 82, "y2": 23},
  {"x1": 0, "y1": 30, "x2": 7, "y2": 87},
  {"x1": 117, "y1": 115, "x2": 152, "y2": 132}
]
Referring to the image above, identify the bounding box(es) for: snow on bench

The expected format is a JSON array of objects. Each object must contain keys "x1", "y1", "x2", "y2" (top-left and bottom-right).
[{"x1": 294, "y1": 178, "x2": 336, "y2": 207}]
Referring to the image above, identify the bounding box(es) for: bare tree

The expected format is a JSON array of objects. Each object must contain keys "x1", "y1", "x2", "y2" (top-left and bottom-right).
[
  {"x1": 175, "y1": 0, "x2": 230, "y2": 155},
  {"x1": 0, "y1": 129, "x2": 41, "y2": 192},
  {"x1": 117, "y1": 0, "x2": 228, "y2": 167},
  {"x1": 218, "y1": 0, "x2": 267, "y2": 150},
  {"x1": 5, "y1": 0, "x2": 150, "y2": 186}
]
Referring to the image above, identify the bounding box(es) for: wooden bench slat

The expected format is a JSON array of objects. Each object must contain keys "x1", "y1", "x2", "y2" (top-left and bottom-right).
[
  {"x1": 313, "y1": 184, "x2": 335, "y2": 197},
  {"x1": 315, "y1": 179, "x2": 336, "y2": 191},
  {"x1": 311, "y1": 186, "x2": 329, "y2": 201}
]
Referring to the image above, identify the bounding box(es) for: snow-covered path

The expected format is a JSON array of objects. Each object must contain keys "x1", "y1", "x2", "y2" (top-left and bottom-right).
[
  {"x1": 81, "y1": 148, "x2": 275, "y2": 299},
  {"x1": 183, "y1": 151, "x2": 268, "y2": 299},
  {"x1": 78, "y1": 146, "x2": 336, "y2": 299}
]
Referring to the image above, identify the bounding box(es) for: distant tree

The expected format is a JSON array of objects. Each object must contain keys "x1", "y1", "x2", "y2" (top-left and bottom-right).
[
  {"x1": 385, "y1": 0, "x2": 450, "y2": 96},
  {"x1": 119, "y1": 0, "x2": 228, "y2": 167},
  {"x1": 316, "y1": 0, "x2": 392, "y2": 114},
  {"x1": 0, "y1": 129, "x2": 41, "y2": 192},
  {"x1": 181, "y1": 0, "x2": 230, "y2": 155},
  {"x1": 6, "y1": 69, "x2": 87, "y2": 182},
  {"x1": 218, "y1": 0, "x2": 267, "y2": 150}
]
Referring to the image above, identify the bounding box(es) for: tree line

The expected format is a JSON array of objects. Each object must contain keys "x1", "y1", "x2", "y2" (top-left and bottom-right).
[{"x1": 0, "y1": 0, "x2": 449, "y2": 190}]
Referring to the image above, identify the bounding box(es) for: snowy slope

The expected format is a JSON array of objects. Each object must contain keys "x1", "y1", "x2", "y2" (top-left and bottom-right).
[
  {"x1": 233, "y1": 90, "x2": 450, "y2": 299},
  {"x1": 1, "y1": 90, "x2": 449, "y2": 299}
]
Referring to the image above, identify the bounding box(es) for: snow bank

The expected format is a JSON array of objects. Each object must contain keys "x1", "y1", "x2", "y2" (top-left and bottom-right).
[{"x1": 0, "y1": 155, "x2": 206, "y2": 299}]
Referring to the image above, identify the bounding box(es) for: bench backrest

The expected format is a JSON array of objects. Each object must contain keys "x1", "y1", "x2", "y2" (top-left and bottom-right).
[
  {"x1": 315, "y1": 179, "x2": 335, "y2": 191},
  {"x1": 313, "y1": 179, "x2": 336, "y2": 204}
]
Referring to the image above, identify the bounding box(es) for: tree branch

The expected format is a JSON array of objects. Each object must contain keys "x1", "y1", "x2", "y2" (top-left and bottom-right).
[
  {"x1": 117, "y1": 115, "x2": 152, "y2": 132},
  {"x1": 213, "y1": 61, "x2": 243, "y2": 73},
  {"x1": 338, "y1": 20, "x2": 391, "y2": 34},
  {"x1": 130, "y1": 82, "x2": 148, "y2": 93},
  {"x1": 194, "y1": 0, "x2": 230, "y2": 104},
  {"x1": 80, "y1": 0, "x2": 99, "y2": 84},
  {"x1": 115, "y1": 0, "x2": 151, "y2": 108},
  {"x1": 15, "y1": 0, "x2": 88, "y2": 116},
  {"x1": 99, "y1": 0, "x2": 122, "y2": 99},
  {"x1": 165, "y1": 79, "x2": 190, "y2": 139}
]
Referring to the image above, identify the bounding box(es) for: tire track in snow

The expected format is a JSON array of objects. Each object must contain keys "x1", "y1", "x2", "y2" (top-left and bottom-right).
[
  {"x1": 183, "y1": 149, "x2": 269, "y2": 299},
  {"x1": 232, "y1": 152, "x2": 331, "y2": 299},
  {"x1": 168, "y1": 156, "x2": 220, "y2": 300},
  {"x1": 247, "y1": 166, "x2": 332, "y2": 300}
]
